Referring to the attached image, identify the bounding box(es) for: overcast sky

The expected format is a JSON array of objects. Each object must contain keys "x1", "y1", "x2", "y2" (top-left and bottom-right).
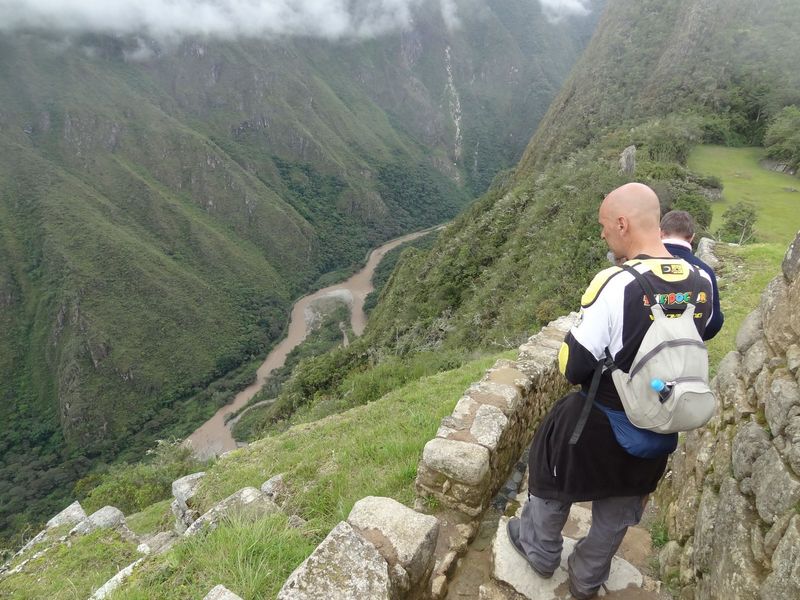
[{"x1": 0, "y1": 0, "x2": 593, "y2": 40}]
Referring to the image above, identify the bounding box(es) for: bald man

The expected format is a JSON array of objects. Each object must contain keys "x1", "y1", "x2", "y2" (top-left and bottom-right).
[{"x1": 507, "y1": 184, "x2": 714, "y2": 599}]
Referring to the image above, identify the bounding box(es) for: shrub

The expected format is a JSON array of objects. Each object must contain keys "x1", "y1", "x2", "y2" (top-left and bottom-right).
[
  {"x1": 717, "y1": 202, "x2": 758, "y2": 244},
  {"x1": 672, "y1": 193, "x2": 713, "y2": 231},
  {"x1": 76, "y1": 440, "x2": 203, "y2": 515}
]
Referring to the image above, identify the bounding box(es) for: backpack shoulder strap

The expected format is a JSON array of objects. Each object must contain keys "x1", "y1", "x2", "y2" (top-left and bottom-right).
[
  {"x1": 569, "y1": 349, "x2": 614, "y2": 446},
  {"x1": 621, "y1": 264, "x2": 657, "y2": 306}
]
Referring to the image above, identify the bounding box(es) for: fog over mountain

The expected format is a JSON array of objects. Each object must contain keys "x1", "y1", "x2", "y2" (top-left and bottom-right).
[{"x1": 0, "y1": 0, "x2": 594, "y2": 40}]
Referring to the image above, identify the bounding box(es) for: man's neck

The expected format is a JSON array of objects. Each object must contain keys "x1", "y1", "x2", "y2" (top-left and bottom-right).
[
  {"x1": 662, "y1": 237, "x2": 692, "y2": 251},
  {"x1": 627, "y1": 241, "x2": 671, "y2": 258}
]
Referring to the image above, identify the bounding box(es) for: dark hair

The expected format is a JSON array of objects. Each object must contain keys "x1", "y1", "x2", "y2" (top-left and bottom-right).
[{"x1": 660, "y1": 210, "x2": 695, "y2": 239}]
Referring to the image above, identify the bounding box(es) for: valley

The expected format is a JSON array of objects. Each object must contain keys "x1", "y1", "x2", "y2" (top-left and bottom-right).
[{"x1": 187, "y1": 226, "x2": 437, "y2": 459}]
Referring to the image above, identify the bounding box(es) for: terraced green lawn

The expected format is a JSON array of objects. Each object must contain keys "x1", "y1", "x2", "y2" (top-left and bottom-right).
[{"x1": 688, "y1": 145, "x2": 800, "y2": 246}]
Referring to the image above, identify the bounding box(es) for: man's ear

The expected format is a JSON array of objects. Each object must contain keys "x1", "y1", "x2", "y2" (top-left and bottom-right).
[{"x1": 617, "y1": 215, "x2": 628, "y2": 233}]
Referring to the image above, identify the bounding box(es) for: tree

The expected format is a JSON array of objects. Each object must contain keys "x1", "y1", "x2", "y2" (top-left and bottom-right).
[
  {"x1": 716, "y1": 202, "x2": 758, "y2": 244},
  {"x1": 764, "y1": 106, "x2": 800, "y2": 170}
]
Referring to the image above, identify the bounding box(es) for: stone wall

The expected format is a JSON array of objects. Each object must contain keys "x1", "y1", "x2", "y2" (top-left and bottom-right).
[
  {"x1": 277, "y1": 314, "x2": 579, "y2": 599},
  {"x1": 656, "y1": 232, "x2": 800, "y2": 600},
  {"x1": 414, "y1": 314, "x2": 577, "y2": 519}
]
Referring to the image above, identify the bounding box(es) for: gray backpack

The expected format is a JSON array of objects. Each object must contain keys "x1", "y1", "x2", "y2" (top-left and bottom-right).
[{"x1": 611, "y1": 265, "x2": 716, "y2": 433}]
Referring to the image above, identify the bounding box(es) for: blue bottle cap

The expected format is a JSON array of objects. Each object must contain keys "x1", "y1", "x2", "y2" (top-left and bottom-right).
[{"x1": 650, "y1": 378, "x2": 665, "y2": 392}]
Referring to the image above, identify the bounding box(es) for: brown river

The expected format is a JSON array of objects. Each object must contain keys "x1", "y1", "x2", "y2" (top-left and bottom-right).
[{"x1": 186, "y1": 227, "x2": 437, "y2": 459}]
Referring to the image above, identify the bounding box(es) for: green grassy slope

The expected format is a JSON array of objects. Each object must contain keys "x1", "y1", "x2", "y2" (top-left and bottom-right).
[
  {"x1": 688, "y1": 146, "x2": 800, "y2": 245},
  {"x1": 0, "y1": 351, "x2": 509, "y2": 599}
]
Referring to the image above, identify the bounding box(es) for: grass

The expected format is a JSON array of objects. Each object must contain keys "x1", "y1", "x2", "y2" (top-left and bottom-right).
[
  {"x1": 126, "y1": 499, "x2": 173, "y2": 537},
  {"x1": 685, "y1": 146, "x2": 792, "y2": 372},
  {"x1": 0, "y1": 528, "x2": 139, "y2": 599},
  {"x1": 687, "y1": 145, "x2": 800, "y2": 246},
  {"x1": 112, "y1": 513, "x2": 314, "y2": 600},
  {"x1": 706, "y1": 243, "x2": 785, "y2": 373},
  {"x1": 107, "y1": 350, "x2": 510, "y2": 598}
]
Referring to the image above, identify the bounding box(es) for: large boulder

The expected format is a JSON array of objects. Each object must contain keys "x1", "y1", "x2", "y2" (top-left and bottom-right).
[
  {"x1": 347, "y1": 496, "x2": 439, "y2": 592},
  {"x1": 46, "y1": 501, "x2": 87, "y2": 529},
  {"x1": 277, "y1": 521, "x2": 392, "y2": 599},
  {"x1": 184, "y1": 487, "x2": 278, "y2": 537}
]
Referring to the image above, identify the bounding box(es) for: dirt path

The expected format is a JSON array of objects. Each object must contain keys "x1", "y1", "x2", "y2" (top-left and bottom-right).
[{"x1": 186, "y1": 226, "x2": 438, "y2": 459}]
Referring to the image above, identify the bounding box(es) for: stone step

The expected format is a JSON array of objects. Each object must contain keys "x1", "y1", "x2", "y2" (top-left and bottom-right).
[{"x1": 482, "y1": 502, "x2": 663, "y2": 600}]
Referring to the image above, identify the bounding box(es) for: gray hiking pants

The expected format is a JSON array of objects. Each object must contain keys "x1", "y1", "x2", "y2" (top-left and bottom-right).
[{"x1": 519, "y1": 494, "x2": 646, "y2": 596}]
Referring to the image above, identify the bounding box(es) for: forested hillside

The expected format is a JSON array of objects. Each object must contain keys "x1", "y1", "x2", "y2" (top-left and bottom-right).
[
  {"x1": 0, "y1": 2, "x2": 598, "y2": 538},
  {"x1": 369, "y1": 0, "x2": 800, "y2": 353}
]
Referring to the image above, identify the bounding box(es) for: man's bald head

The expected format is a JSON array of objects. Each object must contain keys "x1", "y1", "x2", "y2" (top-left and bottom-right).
[{"x1": 599, "y1": 183, "x2": 668, "y2": 261}]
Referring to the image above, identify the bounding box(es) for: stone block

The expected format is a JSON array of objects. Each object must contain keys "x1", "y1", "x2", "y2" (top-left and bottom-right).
[
  {"x1": 470, "y1": 404, "x2": 508, "y2": 452},
  {"x1": 172, "y1": 471, "x2": 205, "y2": 506},
  {"x1": 72, "y1": 506, "x2": 126, "y2": 536},
  {"x1": 732, "y1": 421, "x2": 771, "y2": 481},
  {"x1": 185, "y1": 487, "x2": 278, "y2": 537},
  {"x1": 467, "y1": 381, "x2": 522, "y2": 416},
  {"x1": 736, "y1": 309, "x2": 763, "y2": 354},
  {"x1": 765, "y1": 370, "x2": 800, "y2": 437},
  {"x1": 743, "y1": 340, "x2": 769, "y2": 387},
  {"x1": 752, "y1": 446, "x2": 800, "y2": 524},
  {"x1": 786, "y1": 345, "x2": 800, "y2": 375},
  {"x1": 781, "y1": 231, "x2": 800, "y2": 283},
  {"x1": 203, "y1": 585, "x2": 244, "y2": 600},
  {"x1": 759, "y1": 515, "x2": 800, "y2": 599},
  {"x1": 696, "y1": 477, "x2": 761, "y2": 598},
  {"x1": 46, "y1": 501, "x2": 86, "y2": 529},
  {"x1": 89, "y1": 558, "x2": 144, "y2": 600},
  {"x1": 783, "y1": 416, "x2": 800, "y2": 477},
  {"x1": 421, "y1": 438, "x2": 490, "y2": 486},
  {"x1": 347, "y1": 496, "x2": 439, "y2": 589},
  {"x1": 697, "y1": 238, "x2": 719, "y2": 270},
  {"x1": 754, "y1": 368, "x2": 770, "y2": 411},
  {"x1": 261, "y1": 474, "x2": 289, "y2": 504},
  {"x1": 491, "y1": 516, "x2": 642, "y2": 598},
  {"x1": 762, "y1": 276, "x2": 798, "y2": 352},
  {"x1": 764, "y1": 511, "x2": 793, "y2": 558},
  {"x1": 277, "y1": 521, "x2": 392, "y2": 599},
  {"x1": 693, "y1": 484, "x2": 719, "y2": 574}
]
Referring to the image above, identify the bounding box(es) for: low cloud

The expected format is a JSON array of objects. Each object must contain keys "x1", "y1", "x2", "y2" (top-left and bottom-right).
[
  {"x1": 538, "y1": 0, "x2": 592, "y2": 23},
  {"x1": 0, "y1": 0, "x2": 467, "y2": 41}
]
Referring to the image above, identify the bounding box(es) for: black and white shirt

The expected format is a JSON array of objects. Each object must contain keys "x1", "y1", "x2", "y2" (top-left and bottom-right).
[{"x1": 559, "y1": 256, "x2": 714, "y2": 411}]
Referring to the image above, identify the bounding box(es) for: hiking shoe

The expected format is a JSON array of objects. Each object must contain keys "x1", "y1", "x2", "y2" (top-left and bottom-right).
[
  {"x1": 567, "y1": 578, "x2": 598, "y2": 600},
  {"x1": 506, "y1": 517, "x2": 554, "y2": 579},
  {"x1": 566, "y1": 553, "x2": 600, "y2": 599}
]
